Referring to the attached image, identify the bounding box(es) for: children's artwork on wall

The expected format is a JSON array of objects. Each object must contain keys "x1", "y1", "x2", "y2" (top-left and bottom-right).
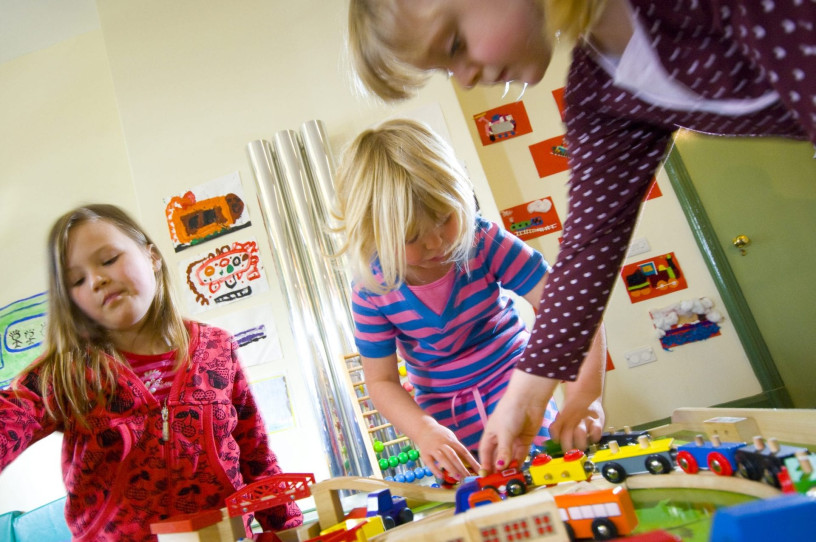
[
  {"x1": 0, "y1": 293, "x2": 47, "y2": 389},
  {"x1": 645, "y1": 178, "x2": 662, "y2": 200},
  {"x1": 500, "y1": 197, "x2": 563, "y2": 240},
  {"x1": 209, "y1": 305, "x2": 283, "y2": 367},
  {"x1": 250, "y1": 375, "x2": 295, "y2": 433},
  {"x1": 551, "y1": 86, "x2": 566, "y2": 122},
  {"x1": 650, "y1": 297, "x2": 723, "y2": 351},
  {"x1": 165, "y1": 171, "x2": 251, "y2": 252},
  {"x1": 529, "y1": 135, "x2": 570, "y2": 178},
  {"x1": 620, "y1": 252, "x2": 688, "y2": 303},
  {"x1": 473, "y1": 101, "x2": 533, "y2": 146},
  {"x1": 180, "y1": 237, "x2": 269, "y2": 313}
]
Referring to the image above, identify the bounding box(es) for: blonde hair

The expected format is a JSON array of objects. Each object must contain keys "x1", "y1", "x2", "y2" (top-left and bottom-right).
[
  {"x1": 14, "y1": 204, "x2": 189, "y2": 426},
  {"x1": 334, "y1": 119, "x2": 476, "y2": 293},
  {"x1": 347, "y1": 0, "x2": 606, "y2": 101}
]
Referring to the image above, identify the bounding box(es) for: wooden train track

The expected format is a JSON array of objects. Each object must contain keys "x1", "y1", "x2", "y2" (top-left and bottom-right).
[
  {"x1": 624, "y1": 469, "x2": 782, "y2": 498},
  {"x1": 310, "y1": 476, "x2": 457, "y2": 526}
]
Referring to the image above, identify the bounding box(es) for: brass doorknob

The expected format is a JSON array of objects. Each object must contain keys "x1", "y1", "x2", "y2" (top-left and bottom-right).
[{"x1": 732, "y1": 235, "x2": 751, "y2": 255}]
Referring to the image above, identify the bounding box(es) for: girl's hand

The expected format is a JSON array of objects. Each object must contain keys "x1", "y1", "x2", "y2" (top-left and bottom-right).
[
  {"x1": 548, "y1": 395, "x2": 605, "y2": 451},
  {"x1": 415, "y1": 421, "x2": 480, "y2": 481},
  {"x1": 478, "y1": 371, "x2": 559, "y2": 473}
]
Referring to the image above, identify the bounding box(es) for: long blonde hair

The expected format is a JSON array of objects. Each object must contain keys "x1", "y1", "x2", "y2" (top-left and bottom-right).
[
  {"x1": 347, "y1": 0, "x2": 606, "y2": 101},
  {"x1": 334, "y1": 119, "x2": 476, "y2": 293},
  {"x1": 14, "y1": 204, "x2": 189, "y2": 426}
]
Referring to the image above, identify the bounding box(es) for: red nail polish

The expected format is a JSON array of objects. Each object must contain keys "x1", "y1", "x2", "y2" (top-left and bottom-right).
[{"x1": 497, "y1": 459, "x2": 505, "y2": 467}]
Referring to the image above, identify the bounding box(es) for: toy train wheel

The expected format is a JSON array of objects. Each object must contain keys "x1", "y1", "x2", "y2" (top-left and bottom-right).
[
  {"x1": 601, "y1": 462, "x2": 627, "y2": 484},
  {"x1": 397, "y1": 508, "x2": 414, "y2": 525},
  {"x1": 506, "y1": 479, "x2": 526, "y2": 497},
  {"x1": 383, "y1": 516, "x2": 396, "y2": 530},
  {"x1": 591, "y1": 517, "x2": 619, "y2": 540},
  {"x1": 564, "y1": 523, "x2": 577, "y2": 542},
  {"x1": 736, "y1": 460, "x2": 760, "y2": 481},
  {"x1": 645, "y1": 454, "x2": 672, "y2": 475},
  {"x1": 762, "y1": 468, "x2": 779, "y2": 488},
  {"x1": 707, "y1": 452, "x2": 734, "y2": 476},
  {"x1": 676, "y1": 451, "x2": 699, "y2": 474}
]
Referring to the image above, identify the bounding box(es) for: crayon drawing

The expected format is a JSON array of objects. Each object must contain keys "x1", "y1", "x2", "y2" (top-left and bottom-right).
[
  {"x1": 473, "y1": 101, "x2": 533, "y2": 146},
  {"x1": 165, "y1": 171, "x2": 251, "y2": 252},
  {"x1": 209, "y1": 305, "x2": 283, "y2": 367},
  {"x1": 620, "y1": 252, "x2": 688, "y2": 304},
  {"x1": 0, "y1": 293, "x2": 47, "y2": 388},
  {"x1": 500, "y1": 197, "x2": 563, "y2": 241},
  {"x1": 180, "y1": 237, "x2": 269, "y2": 313}
]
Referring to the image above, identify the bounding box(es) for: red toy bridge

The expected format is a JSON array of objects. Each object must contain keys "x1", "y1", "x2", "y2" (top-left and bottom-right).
[{"x1": 226, "y1": 473, "x2": 315, "y2": 517}]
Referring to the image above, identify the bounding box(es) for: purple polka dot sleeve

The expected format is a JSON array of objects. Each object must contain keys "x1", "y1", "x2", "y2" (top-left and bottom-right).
[{"x1": 517, "y1": 0, "x2": 815, "y2": 381}]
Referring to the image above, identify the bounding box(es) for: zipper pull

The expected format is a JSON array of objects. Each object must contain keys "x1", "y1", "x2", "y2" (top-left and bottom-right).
[{"x1": 161, "y1": 403, "x2": 169, "y2": 442}]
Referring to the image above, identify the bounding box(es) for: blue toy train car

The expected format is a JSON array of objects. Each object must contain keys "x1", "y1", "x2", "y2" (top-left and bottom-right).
[{"x1": 676, "y1": 434, "x2": 744, "y2": 477}]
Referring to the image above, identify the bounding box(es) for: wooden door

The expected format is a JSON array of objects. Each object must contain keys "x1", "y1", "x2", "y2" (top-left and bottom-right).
[{"x1": 666, "y1": 132, "x2": 816, "y2": 408}]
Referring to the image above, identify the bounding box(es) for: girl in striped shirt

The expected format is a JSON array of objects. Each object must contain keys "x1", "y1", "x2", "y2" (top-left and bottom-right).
[{"x1": 335, "y1": 119, "x2": 606, "y2": 480}]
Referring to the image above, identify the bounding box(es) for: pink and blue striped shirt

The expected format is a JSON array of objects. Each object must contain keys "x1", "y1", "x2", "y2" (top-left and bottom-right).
[{"x1": 352, "y1": 217, "x2": 558, "y2": 451}]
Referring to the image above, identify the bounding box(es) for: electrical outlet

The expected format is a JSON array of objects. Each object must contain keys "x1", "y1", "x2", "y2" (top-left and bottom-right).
[
  {"x1": 627, "y1": 237, "x2": 651, "y2": 258},
  {"x1": 624, "y1": 346, "x2": 658, "y2": 368}
]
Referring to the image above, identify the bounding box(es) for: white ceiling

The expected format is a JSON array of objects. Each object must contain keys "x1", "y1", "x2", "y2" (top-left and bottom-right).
[{"x1": 0, "y1": 0, "x2": 100, "y2": 64}]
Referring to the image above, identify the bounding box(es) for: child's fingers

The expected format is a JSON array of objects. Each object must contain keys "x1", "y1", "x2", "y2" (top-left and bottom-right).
[
  {"x1": 458, "y1": 447, "x2": 481, "y2": 473},
  {"x1": 477, "y1": 431, "x2": 499, "y2": 474}
]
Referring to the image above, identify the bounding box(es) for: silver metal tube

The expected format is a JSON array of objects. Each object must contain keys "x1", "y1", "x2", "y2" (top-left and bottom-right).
[
  {"x1": 272, "y1": 130, "x2": 372, "y2": 477},
  {"x1": 247, "y1": 139, "x2": 347, "y2": 478}
]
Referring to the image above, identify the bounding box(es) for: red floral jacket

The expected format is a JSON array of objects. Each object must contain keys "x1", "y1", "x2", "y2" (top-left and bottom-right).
[{"x1": 0, "y1": 322, "x2": 302, "y2": 541}]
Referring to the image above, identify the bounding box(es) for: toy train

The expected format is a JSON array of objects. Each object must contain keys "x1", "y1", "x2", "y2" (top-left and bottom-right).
[
  {"x1": 592, "y1": 436, "x2": 676, "y2": 484},
  {"x1": 543, "y1": 429, "x2": 813, "y2": 492},
  {"x1": 676, "y1": 434, "x2": 810, "y2": 490}
]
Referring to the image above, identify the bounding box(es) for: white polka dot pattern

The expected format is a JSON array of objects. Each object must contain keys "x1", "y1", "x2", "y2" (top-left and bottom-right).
[{"x1": 518, "y1": 0, "x2": 815, "y2": 380}]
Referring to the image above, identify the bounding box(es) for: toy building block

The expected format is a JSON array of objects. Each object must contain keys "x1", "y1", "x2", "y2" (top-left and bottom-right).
[
  {"x1": 708, "y1": 493, "x2": 816, "y2": 541},
  {"x1": 150, "y1": 510, "x2": 224, "y2": 542},
  {"x1": 317, "y1": 515, "x2": 385, "y2": 540},
  {"x1": 703, "y1": 416, "x2": 760, "y2": 443}
]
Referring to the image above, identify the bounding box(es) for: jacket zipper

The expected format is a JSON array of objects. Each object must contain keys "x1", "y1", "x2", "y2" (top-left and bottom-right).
[{"x1": 161, "y1": 400, "x2": 170, "y2": 442}]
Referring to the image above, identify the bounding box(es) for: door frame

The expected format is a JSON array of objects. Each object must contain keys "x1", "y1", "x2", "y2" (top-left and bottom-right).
[{"x1": 663, "y1": 149, "x2": 793, "y2": 409}]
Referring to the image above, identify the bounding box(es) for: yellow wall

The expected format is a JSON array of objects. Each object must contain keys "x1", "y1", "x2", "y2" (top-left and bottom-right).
[{"x1": 0, "y1": 29, "x2": 137, "y2": 513}]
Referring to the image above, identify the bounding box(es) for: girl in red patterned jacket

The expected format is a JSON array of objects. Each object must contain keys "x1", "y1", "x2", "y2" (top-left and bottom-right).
[
  {"x1": 347, "y1": 0, "x2": 815, "y2": 472},
  {"x1": 0, "y1": 204, "x2": 302, "y2": 541}
]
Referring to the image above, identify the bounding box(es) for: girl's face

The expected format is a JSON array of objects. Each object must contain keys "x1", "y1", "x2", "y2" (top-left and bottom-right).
[
  {"x1": 405, "y1": 214, "x2": 459, "y2": 274},
  {"x1": 65, "y1": 219, "x2": 160, "y2": 348},
  {"x1": 398, "y1": 0, "x2": 552, "y2": 88}
]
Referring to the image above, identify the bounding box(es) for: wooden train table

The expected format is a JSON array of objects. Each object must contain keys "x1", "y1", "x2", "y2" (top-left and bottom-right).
[{"x1": 151, "y1": 407, "x2": 816, "y2": 541}]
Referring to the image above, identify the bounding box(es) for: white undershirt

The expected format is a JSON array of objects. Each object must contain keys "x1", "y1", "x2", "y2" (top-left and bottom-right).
[{"x1": 589, "y1": 4, "x2": 779, "y2": 115}]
